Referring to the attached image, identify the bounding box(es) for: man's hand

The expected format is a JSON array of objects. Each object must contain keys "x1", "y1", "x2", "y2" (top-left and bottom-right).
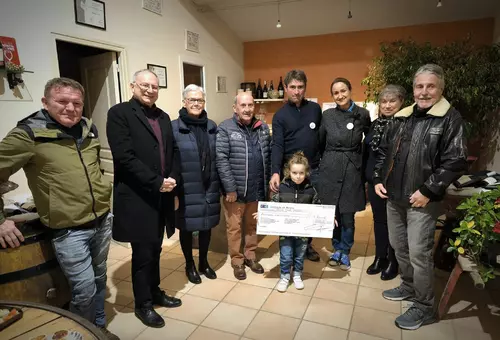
[
  {"x1": 409, "y1": 190, "x2": 430, "y2": 208},
  {"x1": 160, "y1": 177, "x2": 176, "y2": 193},
  {"x1": 174, "y1": 196, "x2": 179, "y2": 211},
  {"x1": 0, "y1": 220, "x2": 24, "y2": 248},
  {"x1": 375, "y1": 183, "x2": 388, "y2": 199},
  {"x1": 226, "y1": 192, "x2": 237, "y2": 203},
  {"x1": 269, "y1": 173, "x2": 280, "y2": 193}
]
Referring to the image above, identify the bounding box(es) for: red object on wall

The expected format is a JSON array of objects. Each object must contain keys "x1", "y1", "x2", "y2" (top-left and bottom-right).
[{"x1": 0, "y1": 36, "x2": 21, "y2": 66}]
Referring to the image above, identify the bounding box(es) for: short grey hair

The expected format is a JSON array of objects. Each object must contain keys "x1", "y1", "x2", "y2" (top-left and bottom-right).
[
  {"x1": 413, "y1": 64, "x2": 445, "y2": 90},
  {"x1": 378, "y1": 84, "x2": 406, "y2": 102},
  {"x1": 132, "y1": 69, "x2": 158, "y2": 83},
  {"x1": 183, "y1": 84, "x2": 205, "y2": 99},
  {"x1": 234, "y1": 92, "x2": 254, "y2": 105},
  {"x1": 44, "y1": 77, "x2": 85, "y2": 98}
]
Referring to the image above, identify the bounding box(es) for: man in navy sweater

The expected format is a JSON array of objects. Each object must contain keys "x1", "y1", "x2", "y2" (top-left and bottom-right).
[{"x1": 270, "y1": 69, "x2": 322, "y2": 261}]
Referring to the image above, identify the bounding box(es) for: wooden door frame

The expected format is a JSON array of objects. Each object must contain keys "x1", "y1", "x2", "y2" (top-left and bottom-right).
[{"x1": 50, "y1": 32, "x2": 129, "y2": 104}]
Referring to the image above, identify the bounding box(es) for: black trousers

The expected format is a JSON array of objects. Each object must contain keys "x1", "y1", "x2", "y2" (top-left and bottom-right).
[
  {"x1": 367, "y1": 184, "x2": 396, "y2": 260},
  {"x1": 131, "y1": 240, "x2": 163, "y2": 308},
  {"x1": 179, "y1": 229, "x2": 211, "y2": 266}
]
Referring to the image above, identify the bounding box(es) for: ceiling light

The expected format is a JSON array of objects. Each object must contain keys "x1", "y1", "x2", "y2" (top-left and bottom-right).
[
  {"x1": 276, "y1": 1, "x2": 282, "y2": 28},
  {"x1": 437, "y1": 0, "x2": 442, "y2": 7}
]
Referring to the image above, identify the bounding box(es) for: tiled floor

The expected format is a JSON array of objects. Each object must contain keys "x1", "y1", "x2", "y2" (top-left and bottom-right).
[{"x1": 104, "y1": 208, "x2": 500, "y2": 340}]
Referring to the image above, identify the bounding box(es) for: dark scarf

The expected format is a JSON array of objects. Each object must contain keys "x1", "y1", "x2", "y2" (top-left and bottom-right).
[
  {"x1": 370, "y1": 115, "x2": 393, "y2": 152},
  {"x1": 179, "y1": 108, "x2": 211, "y2": 189}
]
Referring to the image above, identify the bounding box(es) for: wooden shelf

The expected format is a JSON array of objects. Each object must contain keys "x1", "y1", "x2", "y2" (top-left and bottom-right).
[{"x1": 255, "y1": 98, "x2": 284, "y2": 103}]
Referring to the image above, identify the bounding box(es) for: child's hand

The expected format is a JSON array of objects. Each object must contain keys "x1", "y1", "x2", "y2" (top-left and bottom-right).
[{"x1": 252, "y1": 212, "x2": 258, "y2": 220}]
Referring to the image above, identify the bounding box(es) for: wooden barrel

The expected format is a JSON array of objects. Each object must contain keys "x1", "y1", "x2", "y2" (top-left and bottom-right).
[{"x1": 0, "y1": 220, "x2": 70, "y2": 308}]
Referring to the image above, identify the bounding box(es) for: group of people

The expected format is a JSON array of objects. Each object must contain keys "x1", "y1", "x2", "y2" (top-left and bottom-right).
[{"x1": 0, "y1": 63, "x2": 467, "y2": 335}]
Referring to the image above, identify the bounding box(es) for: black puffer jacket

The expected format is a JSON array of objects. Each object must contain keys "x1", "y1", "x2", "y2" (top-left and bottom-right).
[
  {"x1": 216, "y1": 115, "x2": 271, "y2": 202},
  {"x1": 272, "y1": 178, "x2": 320, "y2": 205},
  {"x1": 373, "y1": 97, "x2": 468, "y2": 201}
]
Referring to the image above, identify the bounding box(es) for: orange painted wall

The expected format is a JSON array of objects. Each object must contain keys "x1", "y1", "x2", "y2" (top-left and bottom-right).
[{"x1": 244, "y1": 18, "x2": 494, "y2": 107}]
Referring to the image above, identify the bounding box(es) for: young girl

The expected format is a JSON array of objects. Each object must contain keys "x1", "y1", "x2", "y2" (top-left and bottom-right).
[{"x1": 256, "y1": 151, "x2": 321, "y2": 292}]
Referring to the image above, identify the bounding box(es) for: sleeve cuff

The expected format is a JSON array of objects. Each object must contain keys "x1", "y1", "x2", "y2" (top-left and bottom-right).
[
  {"x1": 419, "y1": 185, "x2": 439, "y2": 201},
  {"x1": 373, "y1": 178, "x2": 383, "y2": 186}
]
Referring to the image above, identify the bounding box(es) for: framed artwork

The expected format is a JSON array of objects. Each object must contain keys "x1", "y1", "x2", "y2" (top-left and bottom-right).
[
  {"x1": 217, "y1": 76, "x2": 227, "y2": 93},
  {"x1": 186, "y1": 30, "x2": 200, "y2": 53},
  {"x1": 147, "y1": 64, "x2": 167, "y2": 88},
  {"x1": 74, "y1": 0, "x2": 106, "y2": 30},
  {"x1": 142, "y1": 0, "x2": 162, "y2": 15}
]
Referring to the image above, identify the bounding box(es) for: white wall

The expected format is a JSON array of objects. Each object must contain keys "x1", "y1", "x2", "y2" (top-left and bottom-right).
[{"x1": 0, "y1": 0, "x2": 243, "y2": 195}]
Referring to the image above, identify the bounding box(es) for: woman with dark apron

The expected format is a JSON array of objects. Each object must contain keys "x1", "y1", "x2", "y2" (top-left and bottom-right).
[{"x1": 318, "y1": 78, "x2": 371, "y2": 270}]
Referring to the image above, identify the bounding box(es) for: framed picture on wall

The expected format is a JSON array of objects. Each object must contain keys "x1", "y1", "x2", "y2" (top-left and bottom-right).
[
  {"x1": 147, "y1": 64, "x2": 167, "y2": 88},
  {"x1": 74, "y1": 0, "x2": 106, "y2": 30},
  {"x1": 217, "y1": 76, "x2": 227, "y2": 93}
]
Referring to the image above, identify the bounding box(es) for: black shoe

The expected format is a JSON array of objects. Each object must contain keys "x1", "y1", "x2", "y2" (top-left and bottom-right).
[
  {"x1": 306, "y1": 244, "x2": 320, "y2": 262},
  {"x1": 199, "y1": 263, "x2": 217, "y2": 280},
  {"x1": 366, "y1": 257, "x2": 388, "y2": 275},
  {"x1": 381, "y1": 261, "x2": 399, "y2": 281},
  {"x1": 152, "y1": 290, "x2": 182, "y2": 308},
  {"x1": 185, "y1": 262, "x2": 202, "y2": 284},
  {"x1": 134, "y1": 306, "x2": 165, "y2": 328}
]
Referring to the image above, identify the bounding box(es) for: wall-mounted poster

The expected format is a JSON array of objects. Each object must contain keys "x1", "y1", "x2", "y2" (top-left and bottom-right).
[
  {"x1": 142, "y1": 0, "x2": 162, "y2": 15},
  {"x1": 217, "y1": 76, "x2": 227, "y2": 93},
  {"x1": 147, "y1": 64, "x2": 167, "y2": 88},
  {"x1": 186, "y1": 30, "x2": 200, "y2": 53},
  {"x1": 74, "y1": 0, "x2": 106, "y2": 30},
  {"x1": 0, "y1": 36, "x2": 21, "y2": 66}
]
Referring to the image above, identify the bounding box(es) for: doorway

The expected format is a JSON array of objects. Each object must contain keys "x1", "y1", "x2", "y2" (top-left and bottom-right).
[
  {"x1": 182, "y1": 62, "x2": 204, "y2": 88},
  {"x1": 55, "y1": 39, "x2": 122, "y2": 183}
]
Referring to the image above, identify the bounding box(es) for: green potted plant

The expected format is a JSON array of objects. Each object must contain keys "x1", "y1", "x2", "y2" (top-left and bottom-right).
[
  {"x1": 5, "y1": 61, "x2": 25, "y2": 89},
  {"x1": 447, "y1": 188, "x2": 500, "y2": 283}
]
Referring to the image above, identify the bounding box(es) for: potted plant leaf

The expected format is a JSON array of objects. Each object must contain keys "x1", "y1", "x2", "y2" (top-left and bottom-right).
[{"x1": 447, "y1": 188, "x2": 500, "y2": 283}]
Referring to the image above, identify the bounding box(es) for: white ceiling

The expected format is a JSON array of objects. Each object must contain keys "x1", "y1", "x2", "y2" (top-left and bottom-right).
[{"x1": 190, "y1": 0, "x2": 500, "y2": 42}]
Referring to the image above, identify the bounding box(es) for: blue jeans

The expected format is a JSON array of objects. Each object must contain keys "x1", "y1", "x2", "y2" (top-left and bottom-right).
[
  {"x1": 332, "y1": 211, "x2": 355, "y2": 254},
  {"x1": 279, "y1": 237, "x2": 308, "y2": 279},
  {"x1": 52, "y1": 213, "x2": 113, "y2": 327}
]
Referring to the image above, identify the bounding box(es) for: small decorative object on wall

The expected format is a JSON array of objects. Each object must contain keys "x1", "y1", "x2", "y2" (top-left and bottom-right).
[
  {"x1": 0, "y1": 36, "x2": 26, "y2": 89},
  {"x1": 142, "y1": 0, "x2": 162, "y2": 15},
  {"x1": 186, "y1": 30, "x2": 200, "y2": 53},
  {"x1": 74, "y1": 0, "x2": 106, "y2": 30},
  {"x1": 147, "y1": 64, "x2": 167, "y2": 88},
  {"x1": 217, "y1": 76, "x2": 227, "y2": 93}
]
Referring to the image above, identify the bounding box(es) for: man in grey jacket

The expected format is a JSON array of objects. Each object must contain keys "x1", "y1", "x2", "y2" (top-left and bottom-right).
[{"x1": 216, "y1": 92, "x2": 271, "y2": 280}]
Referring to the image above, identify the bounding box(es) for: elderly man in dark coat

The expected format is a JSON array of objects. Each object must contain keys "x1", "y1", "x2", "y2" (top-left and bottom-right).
[{"x1": 107, "y1": 69, "x2": 182, "y2": 329}]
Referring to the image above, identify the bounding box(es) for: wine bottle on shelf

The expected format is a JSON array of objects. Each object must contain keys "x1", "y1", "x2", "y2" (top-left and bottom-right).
[
  {"x1": 278, "y1": 76, "x2": 284, "y2": 98},
  {"x1": 263, "y1": 80, "x2": 268, "y2": 99},
  {"x1": 269, "y1": 80, "x2": 274, "y2": 91},
  {"x1": 256, "y1": 79, "x2": 263, "y2": 99}
]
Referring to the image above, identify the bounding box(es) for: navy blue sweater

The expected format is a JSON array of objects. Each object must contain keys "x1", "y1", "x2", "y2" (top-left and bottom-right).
[{"x1": 271, "y1": 100, "x2": 322, "y2": 174}]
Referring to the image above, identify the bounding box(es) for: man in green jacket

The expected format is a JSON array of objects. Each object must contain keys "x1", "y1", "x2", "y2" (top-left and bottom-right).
[{"x1": 0, "y1": 77, "x2": 118, "y2": 339}]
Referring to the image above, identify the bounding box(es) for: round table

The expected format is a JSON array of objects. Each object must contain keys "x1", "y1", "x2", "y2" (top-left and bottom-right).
[{"x1": 0, "y1": 300, "x2": 106, "y2": 340}]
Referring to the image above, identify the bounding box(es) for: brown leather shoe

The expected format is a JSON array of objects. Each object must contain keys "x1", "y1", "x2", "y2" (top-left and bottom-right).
[
  {"x1": 232, "y1": 264, "x2": 247, "y2": 280},
  {"x1": 244, "y1": 259, "x2": 264, "y2": 274}
]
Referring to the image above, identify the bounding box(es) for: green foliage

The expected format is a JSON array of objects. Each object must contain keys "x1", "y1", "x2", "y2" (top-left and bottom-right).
[
  {"x1": 447, "y1": 188, "x2": 500, "y2": 283},
  {"x1": 362, "y1": 38, "x2": 500, "y2": 142}
]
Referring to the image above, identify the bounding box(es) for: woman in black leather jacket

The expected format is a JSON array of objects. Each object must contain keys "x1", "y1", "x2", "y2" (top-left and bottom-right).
[{"x1": 363, "y1": 85, "x2": 406, "y2": 280}]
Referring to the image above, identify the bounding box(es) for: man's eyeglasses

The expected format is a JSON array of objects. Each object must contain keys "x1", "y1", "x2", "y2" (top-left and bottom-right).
[
  {"x1": 135, "y1": 83, "x2": 159, "y2": 92},
  {"x1": 185, "y1": 98, "x2": 206, "y2": 104}
]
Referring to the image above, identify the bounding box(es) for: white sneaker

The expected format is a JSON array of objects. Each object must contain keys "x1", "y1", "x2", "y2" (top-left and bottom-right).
[
  {"x1": 277, "y1": 277, "x2": 289, "y2": 292},
  {"x1": 293, "y1": 275, "x2": 304, "y2": 290}
]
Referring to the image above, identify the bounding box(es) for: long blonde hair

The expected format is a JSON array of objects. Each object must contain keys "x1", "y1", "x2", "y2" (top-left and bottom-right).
[{"x1": 283, "y1": 151, "x2": 310, "y2": 179}]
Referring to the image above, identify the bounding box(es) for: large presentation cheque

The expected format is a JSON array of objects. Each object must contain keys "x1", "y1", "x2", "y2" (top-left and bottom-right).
[{"x1": 256, "y1": 201, "x2": 336, "y2": 238}]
